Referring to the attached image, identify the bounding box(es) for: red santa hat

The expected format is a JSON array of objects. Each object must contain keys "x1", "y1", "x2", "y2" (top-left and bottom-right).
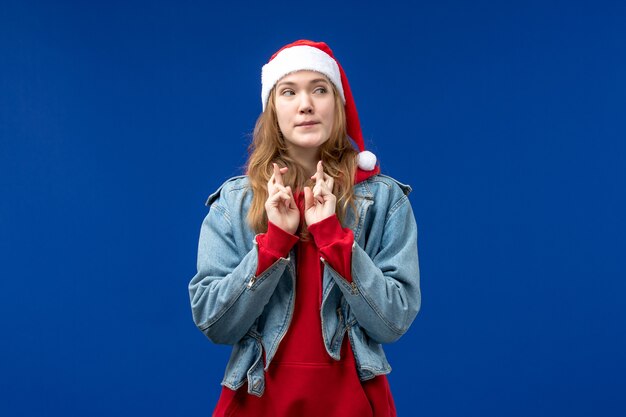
[{"x1": 261, "y1": 40, "x2": 379, "y2": 177}]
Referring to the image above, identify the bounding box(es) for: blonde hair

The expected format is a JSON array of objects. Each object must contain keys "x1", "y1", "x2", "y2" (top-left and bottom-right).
[{"x1": 245, "y1": 83, "x2": 359, "y2": 239}]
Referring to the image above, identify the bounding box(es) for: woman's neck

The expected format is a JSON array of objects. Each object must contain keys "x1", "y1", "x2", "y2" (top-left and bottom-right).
[{"x1": 287, "y1": 147, "x2": 320, "y2": 176}]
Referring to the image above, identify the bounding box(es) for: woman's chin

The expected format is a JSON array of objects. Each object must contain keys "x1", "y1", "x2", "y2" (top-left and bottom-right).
[{"x1": 285, "y1": 136, "x2": 329, "y2": 151}]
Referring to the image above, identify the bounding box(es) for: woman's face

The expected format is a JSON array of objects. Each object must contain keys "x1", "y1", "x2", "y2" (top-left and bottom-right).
[{"x1": 274, "y1": 70, "x2": 336, "y2": 156}]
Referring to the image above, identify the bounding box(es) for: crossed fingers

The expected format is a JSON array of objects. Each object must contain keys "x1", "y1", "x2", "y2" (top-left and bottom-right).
[
  {"x1": 310, "y1": 160, "x2": 334, "y2": 202},
  {"x1": 268, "y1": 163, "x2": 293, "y2": 208}
]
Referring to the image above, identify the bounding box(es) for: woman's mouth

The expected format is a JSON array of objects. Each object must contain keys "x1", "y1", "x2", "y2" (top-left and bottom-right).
[{"x1": 296, "y1": 121, "x2": 319, "y2": 127}]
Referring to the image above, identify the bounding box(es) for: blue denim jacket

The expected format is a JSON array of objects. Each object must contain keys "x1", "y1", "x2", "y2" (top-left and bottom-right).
[{"x1": 188, "y1": 174, "x2": 421, "y2": 397}]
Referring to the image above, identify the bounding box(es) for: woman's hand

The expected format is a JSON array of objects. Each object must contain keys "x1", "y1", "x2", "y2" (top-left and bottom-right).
[
  {"x1": 265, "y1": 163, "x2": 300, "y2": 235},
  {"x1": 304, "y1": 160, "x2": 336, "y2": 226}
]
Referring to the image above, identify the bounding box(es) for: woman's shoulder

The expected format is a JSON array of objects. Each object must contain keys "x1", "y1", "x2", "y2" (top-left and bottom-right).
[
  {"x1": 352, "y1": 174, "x2": 415, "y2": 219},
  {"x1": 355, "y1": 173, "x2": 413, "y2": 199},
  {"x1": 204, "y1": 175, "x2": 251, "y2": 207}
]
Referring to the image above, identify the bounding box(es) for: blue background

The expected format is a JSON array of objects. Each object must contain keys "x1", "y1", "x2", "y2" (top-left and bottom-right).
[{"x1": 1, "y1": 0, "x2": 625, "y2": 416}]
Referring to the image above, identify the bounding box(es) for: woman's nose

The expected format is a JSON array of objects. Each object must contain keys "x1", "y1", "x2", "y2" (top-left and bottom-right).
[{"x1": 298, "y1": 94, "x2": 313, "y2": 114}]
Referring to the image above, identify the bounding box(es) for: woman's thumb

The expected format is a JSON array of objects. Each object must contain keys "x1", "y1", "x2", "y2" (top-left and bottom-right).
[{"x1": 303, "y1": 186, "x2": 314, "y2": 210}]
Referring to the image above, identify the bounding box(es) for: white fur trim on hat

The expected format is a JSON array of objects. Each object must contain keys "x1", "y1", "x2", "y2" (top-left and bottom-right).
[
  {"x1": 357, "y1": 150, "x2": 377, "y2": 171},
  {"x1": 261, "y1": 45, "x2": 345, "y2": 110}
]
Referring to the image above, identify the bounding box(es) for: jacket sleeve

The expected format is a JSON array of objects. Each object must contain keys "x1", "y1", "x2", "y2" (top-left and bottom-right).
[
  {"x1": 321, "y1": 196, "x2": 421, "y2": 344},
  {"x1": 188, "y1": 201, "x2": 296, "y2": 345},
  {"x1": 256, "y1": 221, "x2": 300, "y2": 276},
  {"x1": 307, "y1": 214, "x2": 354, "y2": 282}
]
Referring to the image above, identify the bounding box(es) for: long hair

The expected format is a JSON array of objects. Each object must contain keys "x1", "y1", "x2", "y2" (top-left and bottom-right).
[{"x1": 246, "y1": 83, "x2": 359, "y2": 238}]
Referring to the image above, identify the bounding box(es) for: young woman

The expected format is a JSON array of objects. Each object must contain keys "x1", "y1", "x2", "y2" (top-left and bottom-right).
[{"x1": 189, "y1": 40, "x2": 421, "y2": 417}]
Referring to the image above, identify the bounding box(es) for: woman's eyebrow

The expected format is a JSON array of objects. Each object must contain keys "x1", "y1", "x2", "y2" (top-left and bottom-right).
[
  {"x1": 307, "y1": 78, "x2": 330, "y2": 85},
  {"x1": 276, "y1": 78, "x2": 330, "y2": 88}
]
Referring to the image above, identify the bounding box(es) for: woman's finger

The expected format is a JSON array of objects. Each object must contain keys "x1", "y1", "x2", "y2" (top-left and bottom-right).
[
  {"x1": 273, "y1": 163, "x2": 286, "y2": 186},
  {"x1": 268, "y1": 165, "x2": 289, "y2": 194},
  {"x1": 303, "y1": 186, "x2": 314, "y2": 211},
  {"x1": 267, "y1": 172, "x2": 276, "y2": 193},
  {"x1": 268, "y1": 189, "x2": 291, "y2": 206},
  {"x1": 325, "y1": 174, "x2": 334, "y2": 192},
  {"x1": 316, "y1": 160, "x2": 324, "y2": 183},
  {"x1": 312, "y1": 183, "x2": 321, "y2": 198},
  {"x1": 312, "y1": 161, "x2": 335, "y2": 196},
  {"x1": 306, "y1": 170, "x2": 321, "y2": 199},
  {"x1": 285, "y1": 186, "x2": 297, "y2": 209},
  {"x1": 310, "y1": 161, "x2": 322, "y2": 181}
]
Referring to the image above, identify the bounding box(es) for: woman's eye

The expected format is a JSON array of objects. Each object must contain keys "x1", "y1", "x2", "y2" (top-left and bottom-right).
[
  {"x1": 314, "y1": 87, "x2": 328, "y2": 94},
  {"x1": 281, "y1": 89, "x2": 295, "y2": 96}
]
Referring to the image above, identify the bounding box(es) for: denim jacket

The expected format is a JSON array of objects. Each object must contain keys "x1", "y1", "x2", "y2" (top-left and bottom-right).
[{"x1": 188, "y1": 174, "x2": 421, "y2": 397}]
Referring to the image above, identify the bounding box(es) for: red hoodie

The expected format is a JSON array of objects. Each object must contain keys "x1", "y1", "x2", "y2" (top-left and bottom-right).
[{"x1": 213, "y1": 172, "x2": 396, "y2": 417}]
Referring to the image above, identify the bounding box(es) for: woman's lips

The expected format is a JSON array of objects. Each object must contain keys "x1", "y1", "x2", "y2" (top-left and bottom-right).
[{"x1": 296, "y1": 121, "x2": 319, "y2": 127}]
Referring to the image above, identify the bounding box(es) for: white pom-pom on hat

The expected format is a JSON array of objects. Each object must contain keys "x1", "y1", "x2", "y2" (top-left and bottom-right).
[{"x1": 357, "y1": 150, "x2": 377, "y2": 171}]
